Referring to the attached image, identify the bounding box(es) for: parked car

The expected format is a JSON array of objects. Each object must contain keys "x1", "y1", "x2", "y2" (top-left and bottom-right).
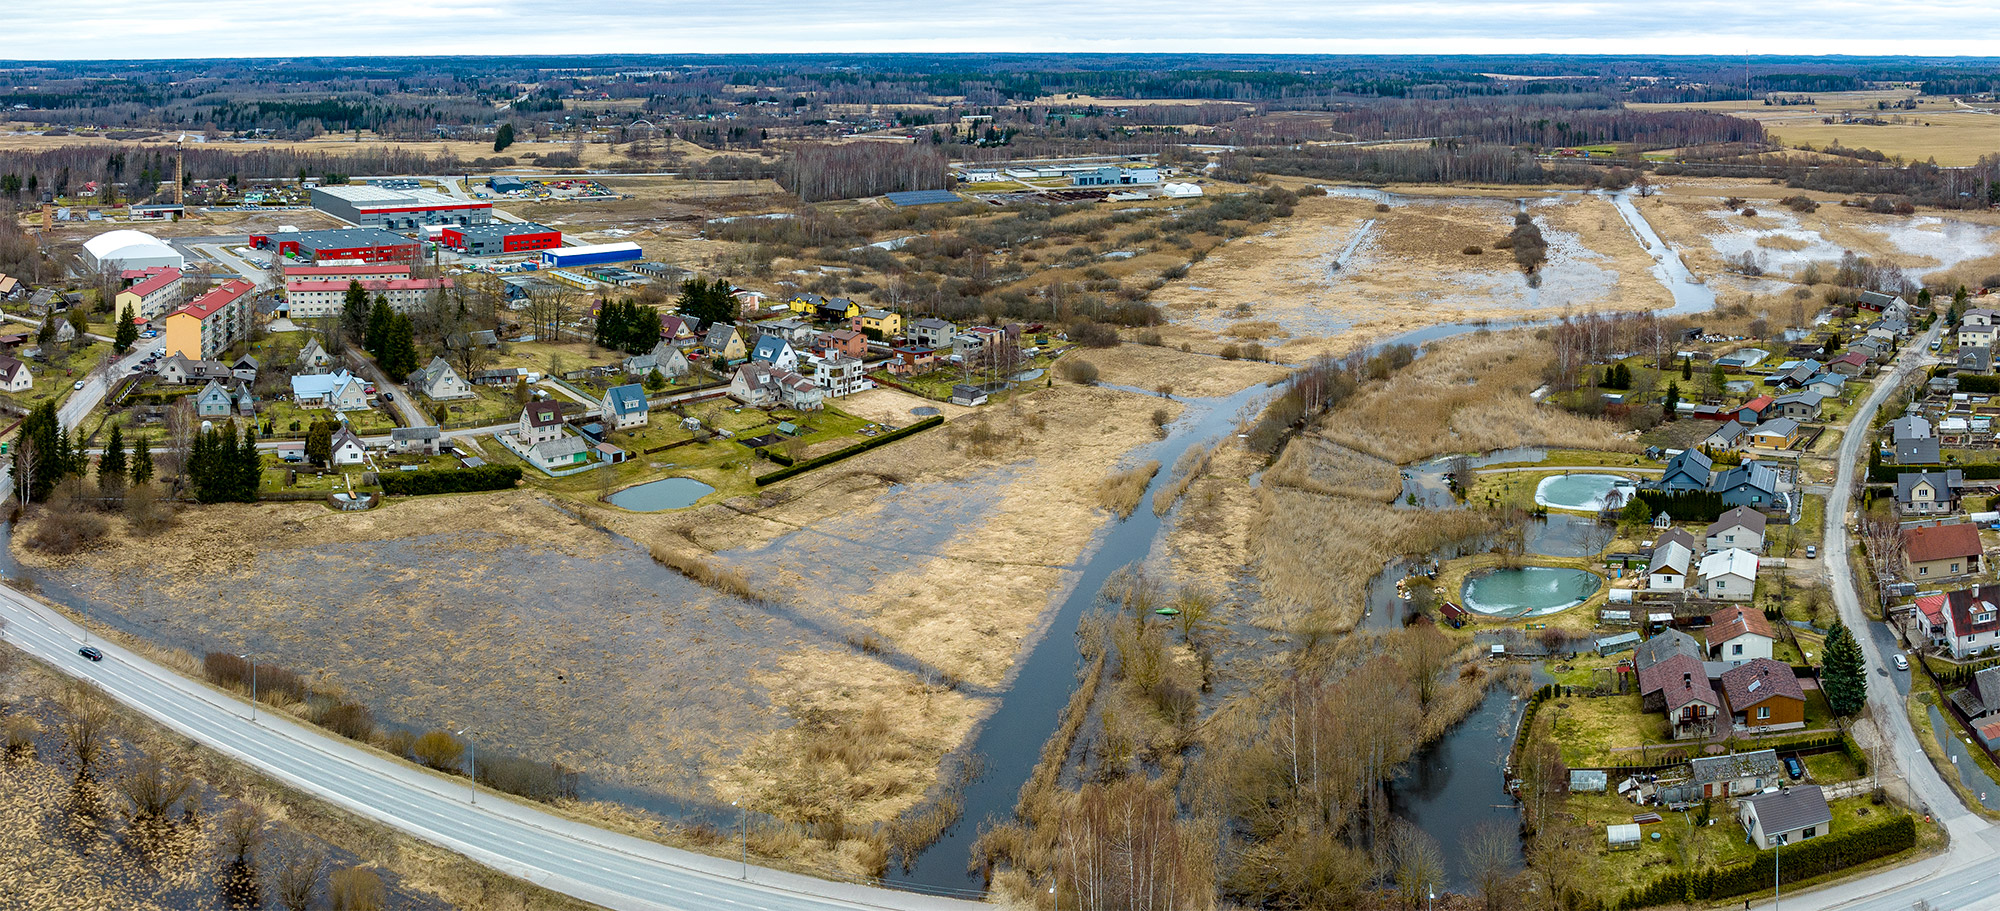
[
  {"x1": 382, "y1": 392, "x2": 394, "y2": 402},
  {"x1": 1784, "y1": 757, "x2": 1804, "y2": 780},
  {"x1": 72, "y1": 380, "x2": 84, "y2": 390},
  {"x1": 1806, "y1": 544, "x2": 1818, "y2": 558},
  {"x1": 78, "y1": 645, "x2": 103, "y2": 662},
  {"x1": 1895, "y1": 654, "x2": 1910, "y2": 671}
]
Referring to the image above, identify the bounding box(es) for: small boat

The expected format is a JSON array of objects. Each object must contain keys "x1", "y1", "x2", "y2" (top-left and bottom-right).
[{"x1": 1154, "y1": 607, "x2": 1181, "y2": 616}]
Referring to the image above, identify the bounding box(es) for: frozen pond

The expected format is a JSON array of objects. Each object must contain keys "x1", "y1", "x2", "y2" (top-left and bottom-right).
[
  {"x1": 605, "y1": 477, "x2": 715, "y2": 511},
  {"x1": 1533, "y1": 473, "x2": 1635, "y2": 512},
  {"x1": 1705, "y1": 210, "x2": 2000, "y2": 280},
  {"x1": 1462, "y1": 567, "x2": 1601, "y2": 617}
]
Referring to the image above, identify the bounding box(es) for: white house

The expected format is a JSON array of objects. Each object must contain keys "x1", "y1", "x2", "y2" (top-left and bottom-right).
[
  {"x1": 1738, "y1": 785, "x2": 1832, "y2": 850},
  {"x1": 290, "y1": 370, "x2": 370, "y2": 412},
  {"x1": 813, "y1": 354, "x2": 866, "y2": 398},
  {"x1": 750, "y1": 334, "x2": 800, "y2": 372},
  {"x1": 1704, "y1": 506, "x2": 1768, "y2": 554},
  {"x1": 408, "y1": 356, "x2": 473, "y2": 401},
  {"x1": 1961, "y1": 309, "x2": 2000, "y2": 349},
  {"x1": 329, "y1": 426, "x2": 368, "y2": 465},
  {"x1": 1698, "y1": 548, "x2": 1759, "y2": 602},
  {"x1": 1706, "y1": 604, "x2": 1775, "y2": 666},
  {"x1": 601, "y1": 383, "x2": 649, "y2": 430},
  {"x1": 0, "y1": 355, "x2": 32, "y2": 393},
  {"x1": 518, "y1": 402, "x2": 567, "y2": 445},
  {"x1": 1648, "y1": 541, "x2": 1692, "y2": 591}
]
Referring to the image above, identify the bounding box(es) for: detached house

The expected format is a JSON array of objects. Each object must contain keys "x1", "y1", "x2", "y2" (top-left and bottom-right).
[
  {"x1": 1706, "y1": 604, "x2": 1775, "y2": 665},
  {"x1": 1722, "y1": 659, "x2": 1805, "y2": 732},
  {"x1": 1710, "y1": 461, "x2": 1783, "y2": 510},
  {"x1": 1739, "y1": 786, "x2": 1832, "y2": 850},
  {"x1": 1904, "y1": 523, "x2": 1984, "y2": 581},
  {"x1": 1897, "y1": 469, "x2": 1964, "y2": 516},
  {"x1": 296, "y1": 337, "x2": 332, "y2": 373},
  {"x1": 194, "y1": 380, "x2": 240, "y2": 418},
  {"x1": 1769, "y1": 390, "x2": 1825, "y2": 420},
  {"x1": 1638, "y1": 653, "x2": 1723, "y2": 740},
  {"x1": 329, "y1": 426, "x2": 368, "y2": 465},
  {"x1": 1962, "y1": 308, "x2": 2000, "y2": 349},
  {"x1": 909, "y1": 318, "x2": 955, "y2": 349},
  {"x1": 814, "y1": 354, "x2": 866, "y2": 398},
  {"x1": 408, "y1": 357, "x2": 473, "y2": 401},
  {"x1": 1655, "y1": 449, "x2": 1713, "y2": 493},
  {"x1": 1940, "y1": 587, "x2": 2000, "y2": 658},
  {"x1": 1648, "y1": 541, "x2": 1692, "y2": 591},
  {"x1": 601, "y1": 383, "x2": 649, "y2": 430},
  {"x1": 1688, "y1": 750, "x2": 1786, "y2": 800},
  {"x1": 1705, "y1": 506, "x2": 1767, "y2": 553},
  {"x1": 0, "y1": 355, "x2": 32, "y2": 393},
  {"x1": 626, "y1": 340, "x2": 689, "y2": 380},
  {"x1": 518, "y1": 402, "x2": 568, "y2": 445},
  {"x1": 1698, "y1": 548, "x2": 1759, "y2": 602},
  {"x1": 290, "y1": 370, "x2": 370, "y2": 412},
  {"x1": 705, "y1": 324, "x2": 747, "y2": 364},
  {"x1": 751, "y1": 334, "x2": 799, "y2": 372}
]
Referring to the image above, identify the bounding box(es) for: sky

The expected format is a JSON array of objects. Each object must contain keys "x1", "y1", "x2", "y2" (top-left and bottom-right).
[{"x1": 15, "y1": 0, "x2": 2000, "y2": 59}]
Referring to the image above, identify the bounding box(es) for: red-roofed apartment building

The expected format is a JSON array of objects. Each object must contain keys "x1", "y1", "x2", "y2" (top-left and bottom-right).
[
  {"x1": 1904, "y1": 523, "x2": 1985, "y2": 582},
  {"x1": 284, "y1": 277, "x2": 452, "y2": 319},
  {"x1": 113, "y1": 267, "x2": 184, "y2": 321},
  {"x1": 281, "y1": 263, "x2": 411, "y2": 283},
  {"x1": 162, "y1": 280, "x2": 253, "y2": 360}
]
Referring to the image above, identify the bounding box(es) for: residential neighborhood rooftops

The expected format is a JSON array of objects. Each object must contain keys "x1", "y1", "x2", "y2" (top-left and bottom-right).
[
  {"x1": 1698, "y1": 548, "x2": 1760, "y2": 581},
  {"x1": 1689, "y1": 749, "x2": 1782, "y2": 785},
  {"x1": 523, "y1": 402, "x2": 566, "y2": 428},
  {"x1": 124, "y1": 267, "x2": 182, "y2": 298},
  {"x1": 172, "y1": 279, "x2": 253, "y2": 320},
  {"x1": 1706, "y1": 506, "x2": 1767, "y2": 538},
  {"x1": 605, "y1": 383, "x2": 647, "y2": 417},
  {"x1": 1634, "y1": 629, "x2": 1703, "y2": 670},
  {"x1": 1904, "y1": 523, "x2": 1984, "y2": 564}
]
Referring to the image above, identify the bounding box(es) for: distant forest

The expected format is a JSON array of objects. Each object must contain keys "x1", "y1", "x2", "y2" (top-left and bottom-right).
[{"x1": 5, "y1": 55, "x2": 2000, "y2": 202}]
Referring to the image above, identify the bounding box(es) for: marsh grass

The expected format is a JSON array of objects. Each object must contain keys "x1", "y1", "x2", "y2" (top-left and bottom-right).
[{"x1": 1096, "y1": 461, "x2": 1161, "y2": 519}]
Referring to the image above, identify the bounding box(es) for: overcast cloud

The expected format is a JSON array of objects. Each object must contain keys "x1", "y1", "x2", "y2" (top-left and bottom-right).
[{"x1": 12, "y1": 0, "x2": 2000, "y2": 58}]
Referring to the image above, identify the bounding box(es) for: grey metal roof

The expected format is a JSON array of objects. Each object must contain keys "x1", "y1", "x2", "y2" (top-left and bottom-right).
[
  {"x1": 274, "y1": 227, "x2": 415, "y2": 252},
  {"x1": 1896, "y1": 469, "x2": 1964, "y2": 504},
  {"x1": 885, "y1": 189, "x2": 964, "y2": 207},
  {"x1": 1743, "y1": 785, "x2": 1832, "y2": 835},
  {"x1": 451, "y1": 222, "x2": 558, "y2": 241},
  {"x1": 1690, "y1": 749, "x2": 1782, "y2": 784},
  {"x1": 1706, "y1": 505, "x2": 1768, "y2": 537},
  {"x1": 1634, "y1": 629, "x2": 1702, "y2": 671}
]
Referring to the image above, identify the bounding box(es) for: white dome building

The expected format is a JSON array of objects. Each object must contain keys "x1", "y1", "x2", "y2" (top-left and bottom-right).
[{"x1": 83, "y1": 229, "x2": 184, "y2": 272}]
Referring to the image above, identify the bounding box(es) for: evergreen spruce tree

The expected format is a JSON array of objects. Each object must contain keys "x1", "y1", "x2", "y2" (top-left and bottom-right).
[
  {"x1": 237, "y1": 424, "x2": 261, "y2": 501},
  {"x1": 130, "y1": 435, "x2": 154, "y2": 486},
  {"x1": 99, "y1": 424, "x2": 127, "y2": 488},
  {"x1": 1681, "y1": 356, "x2": 1692, "y2": 381},
  {"x1": 1822, "y1": 620, "x2": 1869, "y2": 717},
  {"x1": 365, "y1": 295, "x2": 394, "y2": 360},
  {"x1": 341, "y1": 280, "x2": 370, "y2": 343},
  {"x1": 383, "y1": 314, "x2": 419, "y2": 378},
  {"x1": 1663, "y1": 381, "x2": 1680, "y2": 421},
  {"x1": 113, "y1": 305, "x2": 139, "y2": 354}
]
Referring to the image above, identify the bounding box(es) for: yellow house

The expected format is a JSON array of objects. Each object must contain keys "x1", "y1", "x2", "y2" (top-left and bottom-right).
[
  {"x1": 704, "y1": 324, "x2": 748, "y2": 363},
  {"x1": 161, "y1": 279, "x2": 253, "y2": 361},
  {"x1": 785, "y1": 294, "x2": 819, "y2": 316},
  {"x1": 855, "y1": 308, "x2": 902, "y2": 338}
]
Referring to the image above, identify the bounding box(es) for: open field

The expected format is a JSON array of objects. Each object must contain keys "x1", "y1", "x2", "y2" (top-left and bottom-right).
[
  {"x1": 0, "y1": 124, "x2": 732, "y2": 170},
  {"x1": 1148, "y1": 191, "x2": 1672, "y2": 362},
  {"x1": 1629, "y1": 90, "x2": 2000, "y2": 166}
]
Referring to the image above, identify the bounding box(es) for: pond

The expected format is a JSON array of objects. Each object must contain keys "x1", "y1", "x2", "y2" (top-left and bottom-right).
[
  {"x1": 1533, "y1": 473, "x2": 1634, "y2": 512},
  {"x1": 605, "y1": 477, "x2": 715, "y2": 511},
  {"x1": 1462, "y1": 567, "x2": 1601, "y2": 618}
]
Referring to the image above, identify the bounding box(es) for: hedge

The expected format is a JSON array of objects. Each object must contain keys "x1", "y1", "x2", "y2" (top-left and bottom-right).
[
  {"x1": 1616, "y1": 815, "x2": 1916, "y2": 909},
  {"x1": 1958, "y1": 374, "x2": 2000, "y2": 394},
  {"x1": 754, "y1": 416, "x2": 944, "y2": 486},
  {"x1": 377, "y1": 464, "x2": 523, "y2": 496},
  {"x1": 1635, "y1": 489, "x2": 1728, "y2": 523}
]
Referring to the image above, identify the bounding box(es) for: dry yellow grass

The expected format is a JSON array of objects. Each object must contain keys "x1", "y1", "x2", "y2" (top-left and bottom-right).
[
  {"x1": 1630, "y1": 91, "x2": 1997, "y2": 166},
  {"x1": 1083, "y1": 344, "x2": 1287, "y2": 397},
  {"x1": 1262, "y1": 434, "x2": 1402, "y2": 502},
  {"x1": 1249, "y1": 488, "x2": 1497, "y2": 635},
  {"x1": 1096, "y1": 461, "x2": 1162, "y2": 519},
  {"x1": 1315, "y1": 331, "x2": 1639, "y2": 464}
]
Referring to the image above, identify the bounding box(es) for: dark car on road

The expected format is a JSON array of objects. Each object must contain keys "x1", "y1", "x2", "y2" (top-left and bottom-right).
[{"x1": 78, "y1": 645, "x2": 103, "y2": 662}]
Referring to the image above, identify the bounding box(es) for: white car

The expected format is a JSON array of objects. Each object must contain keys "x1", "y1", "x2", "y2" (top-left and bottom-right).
[
  {"x1": 72, "y1": 380, "x2": 84, "y2": 390},
  {"x1": 1895, "y1": 654, "x2": 1909, "y2": 671}
]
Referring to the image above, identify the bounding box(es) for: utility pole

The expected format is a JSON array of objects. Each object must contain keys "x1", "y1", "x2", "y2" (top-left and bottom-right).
[{"x1": 239, "y1": 653, "x2": 256, "y2": 721}]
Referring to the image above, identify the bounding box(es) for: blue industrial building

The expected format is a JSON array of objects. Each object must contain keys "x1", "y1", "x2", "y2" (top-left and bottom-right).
[{"x1": 541, "y1": 242, "x2": 643, "y2": 269}]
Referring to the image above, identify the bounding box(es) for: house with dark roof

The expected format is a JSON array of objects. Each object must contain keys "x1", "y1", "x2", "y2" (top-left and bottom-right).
[
  {"x1": 1688, "y1": 749, "x2": 1785, "y2": 800},
  {"x1": 1706, "y1": 506, "x2": 1767, "y2": 553},
  {"x1": 1770, "y1": 389, "x2": 1825, "y2": 420},
  {"x1": 1707, "y1": 604, "x2": 1775, "y2": 665},
  {"x1": 1634, "y1": 628, "x2": 1703, "y2": 671},
  {"x1": 1654, "y1": 526, "x2": 1698, "y2": 556},
  {"x1": 1940, "y1": 586, "x2": 2000, "y2": 659},
  {"x1": 1739, "y1": 785, "x2": 1832, "y2": 849},
  {"x1": 1637, "y1": 653, "x2": 1723, "y2": 740},
  {"x1": 329, "y1": 426, "x2": 367, "y2": 465},
  {"x1": 1903, "y1": 523, "x2": 1984, "y2": 582},
  {"x1": 1710, "y1": 461, "x2": 1783, "y2": 509},
  {"x1": 1960, "y1": 346, "x2": 1994, "y2": 375},
  {"x1": 408, "y1": 356, "x2": 472, "y2": 401},
  {"x1": 517, "y1": 402, "x2": 567, "y2": 445},
  {"x1": 909, "y1": 317, "x2": 955, "y2": 349},
  {"x1": 389, "y1": 426, "x2": 442, "y2": 455},
  {"x1": 1656, "y1": 449, "x2": 1713, "y2": 493},
  {"x1": 1719, "y1": 659, "x2": 1805, "y2": 732},
  {"x1": 1897, "y1": 469, "x2": 1964, "y2": 516},
  {"x1": 1704, "y1": 420, "x2": 1748, "y2": 451}
]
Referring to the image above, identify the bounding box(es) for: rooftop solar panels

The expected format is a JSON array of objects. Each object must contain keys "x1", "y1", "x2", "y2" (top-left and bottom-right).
[{"x1": 885, "y1": 189, "x2": 964, "y2": 207}]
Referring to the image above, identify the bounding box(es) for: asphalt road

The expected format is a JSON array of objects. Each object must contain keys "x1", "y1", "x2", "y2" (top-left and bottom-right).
[
  {"x1": 1757, "y1": 321, "x2": 2000, "y2": 911},
  {"x1": 0, "y1": 588, "x2": 988, "y2": 911}
]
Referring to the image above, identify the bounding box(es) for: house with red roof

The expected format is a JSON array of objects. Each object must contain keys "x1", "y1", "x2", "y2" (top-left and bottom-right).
[
  {"x1": 1903, "y1": 523, "x2": 1984, "y2": 582},
  {"x1": 1718, "y1": 658, "x2": 1806, "y2": 733},
  {"x1": 1637, "y1": 653, "x2": 1723, "y2": 740},
  {"x1": 1939, "y1": 586, "x2": 2000, "y2": 659},
  {"x1": 1706, "y1": 604, "x2": 1775, "y2": 666}
]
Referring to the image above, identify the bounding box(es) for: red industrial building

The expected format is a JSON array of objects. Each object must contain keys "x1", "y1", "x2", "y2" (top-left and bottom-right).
[
  {"x1": 248, "y1": 228, "x2": 421, "y2": 265},
  {"x1": 441, "y1": 222, "x2": 563, "y2": 256}
]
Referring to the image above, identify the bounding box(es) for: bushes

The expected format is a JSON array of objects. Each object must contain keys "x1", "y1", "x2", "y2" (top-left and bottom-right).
[
  {"x1": 1067, "y1": 319, "x2": 1123, "y2": 348},
  {"x1": 1058, "y1": 358, "x2": 1100, "y2": 385},
  {"x1": 376, "y1": 465, "x2": 523, "y2": 496},
  {"x1": 316, "y1": 700, "x2": 375, "y2": 742},
  {"x1": 411, "y1": 730, "x2": 465, "y2": 772},
  {"x1": 1634, "y1": 488, "x2": 1729, "y2": 523},
  {"x1": 476, "y1": 752, "x2": 580, "y2": 803},
  {"x1": 1781, "y1": 195, "x2": 1820, "y2": 213},
  {"x1": 753, "y1": 417, "x2": 944, "y2": 486}
]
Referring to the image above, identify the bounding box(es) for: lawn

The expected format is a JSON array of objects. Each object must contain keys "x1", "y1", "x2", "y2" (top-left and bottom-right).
[
  {"x1": 1541, "y1": 691, "x2": 1671, "y2": 768},
  {"x1": 1803, "y1": 750, "x2": 1863, "y2": 784},
  {"x1": 3, "y1": 340, "x2": 110, "y2": 412},
  {"x1": 427, "y1": 385, "x2": 521, "y2": 428},
  {"x1": 262, "y1": 399, "x2": 398, "y2": 437},
  {"x1": 260, "y1": 462, "x2": 372, "y2": 495},
  {"x1": 1567, "y1": 792, "x2": 1758, "y2": 901}
]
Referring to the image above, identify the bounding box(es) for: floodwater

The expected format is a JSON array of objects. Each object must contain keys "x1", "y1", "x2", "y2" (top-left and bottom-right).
[
  {"x1": 1387, "y1": 663, "x2": 1552, "y2": 890},
  {"x1": 1462, "y1": 567, "x2": 1602, "y2": 618},
  {"x1": 1533, "y1": 473, "x2": 1634, "y2": 512},
  {"x1": 604, "y1": 477, "x2": 715, "y2": 511},
  {"x1": 889, "y1": 381, "x2": 1271, "y2": 892},
  {"x1": 1701, "y1": 208, "x2": 2000, "y2": 281}
]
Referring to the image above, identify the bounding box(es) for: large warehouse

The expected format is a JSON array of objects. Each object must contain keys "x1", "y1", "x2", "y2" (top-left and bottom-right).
[
  {"x1": 83, "y1": 229, "x2": 185, "y2": 272},
  {"x1": 541, "y1": 242, "x2": 642, "y2": 269},
  {"x1": 250, "y1": 228, "x2": 422, "y2": 265},
  {"x1": 310, "y1": 185, "x2": 492, "y2": 229},
  {"x1": 442, "y1": 222, "x2": 562, "y2": 256}
]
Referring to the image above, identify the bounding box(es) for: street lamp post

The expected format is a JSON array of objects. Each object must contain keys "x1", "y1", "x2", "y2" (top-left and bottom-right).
[
  {"x1": 1773, "y1": 835, "x2": 1782, "y2": 911},
  {"x1": 239, "y1": 653, "x2": 256, "y2": 721},
  {"x1": 1427, "y1": 885, "x2": 1435, "y2": 911},
  {"x1": 456, "y1": 729, "x2": 475, "y2": 804},
  {"x1": 1050, "y1": 884, "x2": 1057, "y2": 911},
  {"x1": 732, "y1": 800, "x2": 747, "y2": 879}
]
